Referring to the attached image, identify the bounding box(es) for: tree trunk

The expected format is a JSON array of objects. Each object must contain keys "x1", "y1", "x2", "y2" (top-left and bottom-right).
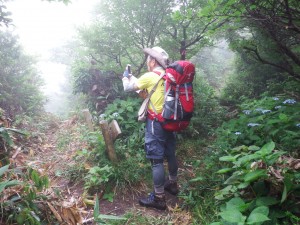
[{"x1": 180, "y1": 40, "x2": 186, "y2": 60}]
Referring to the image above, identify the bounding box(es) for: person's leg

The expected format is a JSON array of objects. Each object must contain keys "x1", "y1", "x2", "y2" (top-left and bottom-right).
[
  {"x1": 164, "y1": 132, "x2": 178, "y2": 181},
  {"x1": 139, "y1": 158, "x2": 166, "y2": 210},
  {"x1": 151, "y1": 159, "x2": 165, "y2": 194},
  {"x1": 164, "y1": 132, "x2": 179, "y2": 195},
  {"x1": 139, "y1": 119, "x2": 167, "y2": 210},
  {"x1": 144, "y1": 119, "x2": 167, "y2": 189}
]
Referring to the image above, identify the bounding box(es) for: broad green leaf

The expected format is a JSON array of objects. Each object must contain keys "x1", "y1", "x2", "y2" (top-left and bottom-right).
[
  {"x1": 0, "y1": 165, "x2": 9, "y2": 177},
  {"x1": 219, "y1": 209, "x2": 246, "y2": 223},
  {"x1": 226, "y1": 197, "x2": 249, "y2": 212},
  {"x1": 232, "y1": 145, "x2": 247, "y2": 152},
  {"x1": 216, "y1": 168, "x2": 233, "y2": 174},
  {"x1": 265, "y1": 151, "x2": 285, "y2": 165},
  {"x1": 236, "y1": 154, "x2": 260, "y2": 166},
  {"x1": 247, "y1": 206, "x2": 270, "y2": 224},
  {"x1": 94, "y1": 196, "x2": 100, "y2": 220},
  {"x1": 259, "y1": 142, "x2": 275, "y2": 156},
  {"x1": 126, "y1": 106, "x2": 133, "y2": 112},
  {"x1": 97, "y1": 214, "x2": 126, "y2": 220},
  {"x1": 0, "y1": 180, "x2": 21, "y2": 193},
  {"x1": 256, "y1": 197, "x2": 278, "y2": 206},
  {"x1": 248, "y1": 145, "x2": 260, "y2": 151},
  {"x1": 244, "y1": 170, "x2": 267, "y2": 183},
  {"x1": 238, "y1": 182, "x2": 250, "y2": 189},
  {"x1": 215, "y1": 185, "x2": 235, "y2": 199},
  {"x1": 225, "y1": 173, "x2": 242, "y2": 185},
  {"x1": 209, "y1": 223, "x2": 221, "y2": 225},
  {"x1": 103, "y1": 193, "x2": 114, "y2": 203},
  {"x1": 189, "y1": 176, "x2": 205, "y2": 182},
  {"x1": 246, "y1": 213, "x2": 270, "y2": 224},
  {"x1": 226, "y1": 197, "x2": 245, "y2": 208},
  {"x1": 251, "y1": 206, "x2": 269, "y2": 215},
  {"x1": 219, "y1": 155, "x2": 237, "y2": 162},
  {"x1": 281, "y1": 176, "x2": 293, "y2": 203},
  {"x1": 279, "y1": 113, "x2": 288, "y2": 122}
]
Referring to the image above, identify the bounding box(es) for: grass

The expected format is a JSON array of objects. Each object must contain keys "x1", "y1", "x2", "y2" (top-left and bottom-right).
[
  {"x1": 107, "y1": 209, "x2": 192, "y2": 225},
  {"x1": 175, "y1": 137, "x2": 221, "y2": 224}
]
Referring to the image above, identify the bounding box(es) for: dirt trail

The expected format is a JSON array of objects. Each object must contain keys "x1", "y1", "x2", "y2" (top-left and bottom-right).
[{"x1": 13, "y1": 115, "x2": 191, "y2": 224}]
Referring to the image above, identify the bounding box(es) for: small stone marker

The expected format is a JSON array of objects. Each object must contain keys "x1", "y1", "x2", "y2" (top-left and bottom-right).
[{"x1": 82, "y1": 109, "x2": 94, "y2": 131}]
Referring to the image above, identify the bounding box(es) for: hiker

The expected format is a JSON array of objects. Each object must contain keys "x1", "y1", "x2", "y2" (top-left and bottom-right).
[{"x1": 122, "y1": 47, "x2": 179, "y2": 210}]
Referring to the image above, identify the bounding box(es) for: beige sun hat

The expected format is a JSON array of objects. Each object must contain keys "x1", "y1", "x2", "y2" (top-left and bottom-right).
[{"x1": 143, "y1": 46, "x2": 169, "y2": 69}]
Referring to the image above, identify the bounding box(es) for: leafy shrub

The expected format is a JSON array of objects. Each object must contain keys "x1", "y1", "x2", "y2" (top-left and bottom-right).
[
  {"x1": 84, "y1": 165, "x2": 113, "y2": 191},
  {"x1": 68, "y1": 109, "x2": 147, "y2": 193},
  {"x1": 112, "y1": 146, "x2": 150, "y2": 188},
  {"x1": 67, "y1": 127, "x2": 108, "y2": 186},
  {"x1": 220, "y1": 52, "x2": 286, "y2": 106},
  {"x1": 1, "y1": 165, "x2": 49, "y2": 225},
  {"x1": 100, "y1": 97, "x2": 143, "y2": 136},
  {"x1": 72, "y1": 61, "x2": 123, "y2": 113},
  {"x1": 0, "y1": 115, "x2": 28, "y2": 164},
  {"x1": 185, "y1": 73, "x2": 225, "y2": 138},
  {"x1": 211, "y1": 142, "x2": 300, "y2": 224},
  {"x1": 216, "y1": 96, "x2": 300, "y2": 153},
  {"x1": 99, "y1": 97, "x2": 149, "y2": 189}
]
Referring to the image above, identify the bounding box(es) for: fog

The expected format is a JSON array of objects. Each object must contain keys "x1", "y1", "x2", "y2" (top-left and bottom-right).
[{"x1": 6, "y1": 0, "x2": 99, "y2": 115}]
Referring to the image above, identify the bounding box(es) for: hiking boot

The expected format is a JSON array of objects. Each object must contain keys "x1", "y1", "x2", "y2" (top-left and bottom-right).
[
  {"x1": 164, "y1": 179, "x2": 179, "y2": 195},
  {"x1": 139, "y1": 192, "x2": 167, "y2": 210}
]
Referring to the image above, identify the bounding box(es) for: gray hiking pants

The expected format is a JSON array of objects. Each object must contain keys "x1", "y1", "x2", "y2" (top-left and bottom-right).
[{"x1": 145, "y1": 118, "x2": 178, "y2": 194}]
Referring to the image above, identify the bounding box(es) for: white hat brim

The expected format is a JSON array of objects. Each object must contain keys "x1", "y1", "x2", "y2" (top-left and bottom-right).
[{"x1": 143, "y1": 48, "x2": 168, "y2": 69}]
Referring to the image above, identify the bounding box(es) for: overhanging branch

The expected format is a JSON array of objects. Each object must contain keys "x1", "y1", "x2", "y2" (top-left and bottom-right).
[{"x1": 243, "y1": 46, "x2": 299, "y2": 79}]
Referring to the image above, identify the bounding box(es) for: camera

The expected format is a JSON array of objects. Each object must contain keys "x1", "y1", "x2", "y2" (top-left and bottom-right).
[{"x1": 127, "y1": 64, "x2": 131, "y2": 74}]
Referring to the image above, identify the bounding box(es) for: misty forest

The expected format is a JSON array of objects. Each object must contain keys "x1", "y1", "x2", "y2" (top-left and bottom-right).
[{"x1": 1, "y1": 0, "x2": 300, "y2": 224}]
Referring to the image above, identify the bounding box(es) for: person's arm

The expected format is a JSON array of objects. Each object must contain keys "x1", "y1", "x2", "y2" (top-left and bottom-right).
[{"x1": 122, "y1": 76, "x2": 140, "y2": 92}]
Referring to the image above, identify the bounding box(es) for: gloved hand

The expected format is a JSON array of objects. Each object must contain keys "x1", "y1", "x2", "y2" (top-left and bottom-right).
[{"x1": 123, "y1": 64, "x2": 131, "y2": 78}]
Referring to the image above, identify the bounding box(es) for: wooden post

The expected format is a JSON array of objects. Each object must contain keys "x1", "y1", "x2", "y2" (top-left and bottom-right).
[
  {"x1": 99, "y1": 120, "x2": 117, "y2": 162},
  {"x1": 82, "y1": 109, "x2": 94, "y2": 131},
  {"x1": 109, "y1": 120, "x2": 122, "y2": 142}
]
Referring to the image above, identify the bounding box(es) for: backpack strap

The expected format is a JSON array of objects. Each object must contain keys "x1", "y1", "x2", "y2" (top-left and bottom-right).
[
  {"x1": 148, "y1": 72, "x2": 165, "y2": 98},
  {"x1": 147, "y1": 72, "x2": 165, "y2": 114},
  {"x1": 184, "y1": 83, "x2": 189, "y2": 101},
  {"x1": 174, "y1": 84, "x2": 179, "y2": 120}
]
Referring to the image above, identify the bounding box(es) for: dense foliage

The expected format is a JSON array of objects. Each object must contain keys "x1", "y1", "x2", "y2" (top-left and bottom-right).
[
  {"x1": 204, "y1": 0, "x2": 300, "y2": 79},
  {"x1": 210, "y1": 96, "x2": 300, "y2": 224},
  {"x1": 67, "y1": 1, "x2": 300, "y2": 223},
  {"x1": 0, "y1": 165, "x2": 49, "y2": 225},
  {"x1": 69, "y1": 0, "x2": 229, "y2": 113},
  {"x1": 217, "y1": 96, "x2": 300, "y2": 152},
  {"x1": 0, "y1": 0, "x2": 300, "y2": 224},
  {"x1": 0, "y1": 31, "x2": 45, "y2": 117},
  {"x1": 203, "y1": 0, "x2": 300, "y2": 103}
]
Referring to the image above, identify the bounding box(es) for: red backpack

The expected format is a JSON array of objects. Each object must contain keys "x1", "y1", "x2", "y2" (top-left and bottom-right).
[{"x1": 160, "y1": 61, "x2": 195, "y2": 132}]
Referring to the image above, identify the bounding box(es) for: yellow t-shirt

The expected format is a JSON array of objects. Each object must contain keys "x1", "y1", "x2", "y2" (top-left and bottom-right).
[{"x1": 136, "y1": 67, "x2": 165, "y2": 113}]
